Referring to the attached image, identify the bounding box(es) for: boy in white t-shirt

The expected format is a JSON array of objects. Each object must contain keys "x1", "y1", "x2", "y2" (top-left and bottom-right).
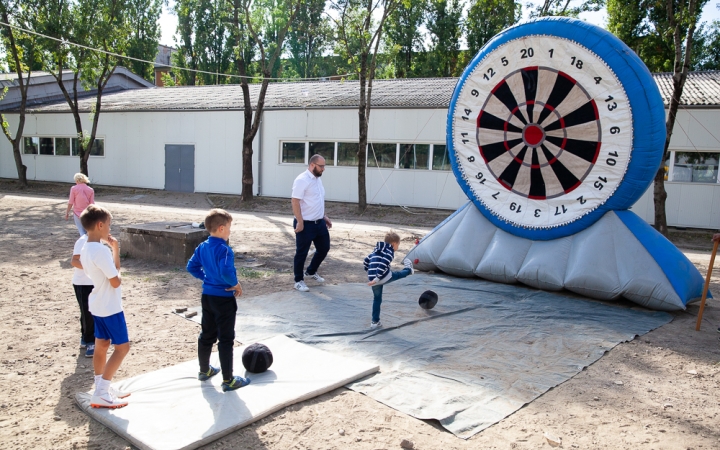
[
  {"x1": 70, "y1": 233, "x2": 95, "y2": 358},
  {"x1": 79, "y1": 205, "x2": 131, "y2": 409}
]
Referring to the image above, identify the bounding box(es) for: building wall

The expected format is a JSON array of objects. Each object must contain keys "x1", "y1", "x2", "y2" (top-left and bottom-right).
[
  {"x1": 1, "y1": 106, "x2": 718, "y2": 229},
  {"x1": 259, "y1": 108, "x2": 467, "y2": 210},
  {"x1": 0, "y1": 111, "x2": 257, "y2": 195}
]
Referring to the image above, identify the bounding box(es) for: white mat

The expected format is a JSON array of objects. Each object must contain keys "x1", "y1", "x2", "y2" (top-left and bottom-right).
[{"x1": 75, "y1": 335, "x2": 378, "y2": 450}]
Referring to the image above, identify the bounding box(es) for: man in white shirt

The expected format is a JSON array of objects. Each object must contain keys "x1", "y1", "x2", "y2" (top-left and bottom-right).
[{"x1": 291, "y1": 154, "x2": 332, "y2": 292}]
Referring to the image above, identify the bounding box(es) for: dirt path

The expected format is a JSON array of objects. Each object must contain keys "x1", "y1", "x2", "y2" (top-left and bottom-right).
[{"x1": 0, "y1": 189, "x2": 718, "y2": 450}]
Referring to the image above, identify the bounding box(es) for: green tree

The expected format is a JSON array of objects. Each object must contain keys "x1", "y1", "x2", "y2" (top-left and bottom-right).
[
  {"x1": 465, "y1": 0, "x2": 521, "y2": 57},
  {"x1": 385, "y1": 0, "x2": 427, "y2": 78},
  {"x1": 285, "y1": 0, "x2": 331, "y2": 78},
  {"x1": 331, "y1": 0, "x2": 400, "y2": 211},
  {"x1": 126, "y1": 0, "x2": 162, "y2": 81},
  {"x1": 425, "y1": 0, "x2": 464, "y2": 77},
  {"x1": 33, "y1": 0, "x2": 158, "y2": 176},
  {"x1": 0, "y1": 0, "x2": 35, "y2": 186},
  {"x1": 529, "y1": 0, "x2": 602, "y2": 17},
  {"x1": 693, "y1": 20, "x2": 720, "y2": 69},
  {"x1": 227, "y1": 0, "x2": 301, "y2": 201},
  {"x1": 173, "y1": 0, "x2": 234, "y2": 85},
  {"x1": 608, "y1": 0, "x2": 707, "y2": 235}
]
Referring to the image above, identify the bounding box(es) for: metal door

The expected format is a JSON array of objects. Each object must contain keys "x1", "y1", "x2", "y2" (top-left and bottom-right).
[{"x1": 165, "y1": 145, "x2": 195, "y2": 192}]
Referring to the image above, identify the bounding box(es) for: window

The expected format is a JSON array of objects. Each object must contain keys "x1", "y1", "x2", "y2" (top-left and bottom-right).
[
  {"x1": 432, "y1": 144, "x2": 450, "y2": 171},
  {"x1": 23, "y1": 137, "x2": 39, "y2": 154},
  {"x1": 39, "y1": 138, "x2": 54, "y2": 155},
  {"x1": 309, "y1": 142, "x2": 334, "y2": 165},
  {"x1": 281, "y1": 142, "x2": 306, "y2": 164},
  {"x1": 672, "y1": 152, "x2": 719, "y2": 183},
  {"x1": 399, "y1": 144, "x2": 429, "y2": 170},
  {"x1": 55, "y1": 138, "x2": 71, "y2": 156},
  {"x1": 337, "y1": 142, "x2": 359, "y2": 166},
  {"x1": 368, "y1": 143, "x2": 396, "y2": 168},
  {"x1": 69, "y1": 138, "x2": 104, "y2": 157}
]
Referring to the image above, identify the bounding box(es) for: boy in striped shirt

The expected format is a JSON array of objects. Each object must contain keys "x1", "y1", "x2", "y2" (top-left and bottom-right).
[{"x1": 364, "y1": 231, "x2": 414, "y2": 329}]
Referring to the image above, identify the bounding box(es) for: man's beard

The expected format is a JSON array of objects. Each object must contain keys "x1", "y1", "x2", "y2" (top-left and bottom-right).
[{"x1": 312, "y1": 167, "x2": 323, "y2": 177}]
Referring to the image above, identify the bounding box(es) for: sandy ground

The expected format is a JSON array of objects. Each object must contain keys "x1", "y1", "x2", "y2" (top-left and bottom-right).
[{"x1": 0, "y1": 182, "x2": 719, "y2": 450}]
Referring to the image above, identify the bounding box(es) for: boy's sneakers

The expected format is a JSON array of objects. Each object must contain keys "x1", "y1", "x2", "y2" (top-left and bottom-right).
[
  {"x1": 403, "y1": 259, "x2": 415, "y2": 275},
  {"x1": 198, "y1": 366, "x2": 221, "y2": 381},
  {"x1": 109, "y1": 386, "x2": 131, "y2": 399},
  {"x1": 370, "y1": 321, "x2": 382, "y2": 329},
  {"x1": 80, "y1": 338, "x2": 87, "y2": 348},
  {"x1": 294, "y1": 280, "x2": 310, "y2": 292},
  {"x1": 304, "y1": 272, "x2": 325, "y2": 283},
  {"x1": 90, "y1": 392, "x2": 128, "y2": 409},
  {"x1": 85, "y1": 344, "x2": 95, "y2": 358},
  {"x1": 221, "y1": 376, "x2": 251, "y2": 392}
]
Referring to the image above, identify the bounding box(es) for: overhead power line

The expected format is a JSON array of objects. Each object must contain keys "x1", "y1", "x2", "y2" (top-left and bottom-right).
[{"x1": 0, "y1": 20, "x2": 354, "y2": 82}]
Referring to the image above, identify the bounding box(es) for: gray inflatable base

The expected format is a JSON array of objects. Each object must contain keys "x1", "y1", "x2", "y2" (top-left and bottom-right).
[{"x1": 407, "y1": 203, "x2": 688, "y2": 311}]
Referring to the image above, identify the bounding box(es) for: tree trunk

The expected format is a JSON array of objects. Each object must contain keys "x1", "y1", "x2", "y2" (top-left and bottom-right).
[
  {"x1": 11, "y1": 139, "x2": 28, "y2": 186},
  {"x1": 357, "y1": 52, "x2": 369, "y2": 212},
  {"x1": 1, "y1": 8, "x2": 29, "y2": 187},
  {"x1": 654, "y1": 0, "x2": 697, "y2": 236}
]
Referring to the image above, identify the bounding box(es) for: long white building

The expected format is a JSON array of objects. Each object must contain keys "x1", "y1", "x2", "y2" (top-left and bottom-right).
[{"x1": 1, "y1": 73, "x2": 718, "y2": 229}]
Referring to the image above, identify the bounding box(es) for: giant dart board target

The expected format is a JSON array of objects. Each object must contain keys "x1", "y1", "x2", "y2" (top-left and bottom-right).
[{"x1": 449, "y1": 18, "x2": 666, "y2": 240}]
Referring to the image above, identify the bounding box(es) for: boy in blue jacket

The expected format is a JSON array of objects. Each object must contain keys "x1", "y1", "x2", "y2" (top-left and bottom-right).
[
  {"x1": 364, "y1": 231, "x2": 414, "y2": 329},
  {"x1": 187, "y1": 209, "x2": 250, "y2": 392}
]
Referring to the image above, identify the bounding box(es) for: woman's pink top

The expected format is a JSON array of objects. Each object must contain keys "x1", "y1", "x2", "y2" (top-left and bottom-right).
[{"x1": 69, "y1": 183, "x2": 95, "y2": 217}]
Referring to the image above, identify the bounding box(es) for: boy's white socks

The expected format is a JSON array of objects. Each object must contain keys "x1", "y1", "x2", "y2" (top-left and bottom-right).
[
  {"x1": 94, "y1": 377, "x2": 111, "y2": 397},
  {"x1": 94, "y1": 374, "x2": 102, "y2": 386}
]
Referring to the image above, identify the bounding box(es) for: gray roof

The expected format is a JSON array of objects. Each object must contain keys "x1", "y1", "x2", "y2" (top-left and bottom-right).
[
  {"x1": 653, "y1": 71, "x2": 720, "y2": 106},
  {"x1": 14, "y1": 71, "x2": 720, "y2": 113}
]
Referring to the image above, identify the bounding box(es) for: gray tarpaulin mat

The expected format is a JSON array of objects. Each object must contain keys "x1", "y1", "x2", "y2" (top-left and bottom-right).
[
  {"x1": 181, "y1": 274, "x2": 672, "y2": 438},
  {"x1": 75, "y1": 335, "x2": 378, "y2": 450}
]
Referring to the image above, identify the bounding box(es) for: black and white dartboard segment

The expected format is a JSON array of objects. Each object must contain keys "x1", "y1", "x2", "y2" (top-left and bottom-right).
[{"x1": 477, "y1": 67, "x2": 601, "y2": 200}]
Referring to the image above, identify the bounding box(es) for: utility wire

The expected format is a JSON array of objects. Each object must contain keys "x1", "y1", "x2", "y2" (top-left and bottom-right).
[{"x1": 0, "y1": 20, "x2": 354, "y2": 82}]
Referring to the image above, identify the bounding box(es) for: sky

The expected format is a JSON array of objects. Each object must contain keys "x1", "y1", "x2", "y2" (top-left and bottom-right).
[{"x1": 158, "y1": 1, "x2": 720, "y2": 47}]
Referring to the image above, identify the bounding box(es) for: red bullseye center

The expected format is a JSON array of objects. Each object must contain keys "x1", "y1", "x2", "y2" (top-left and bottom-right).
[{"x1": 524, "y1": 124, "x2": 544, "y2": 146}]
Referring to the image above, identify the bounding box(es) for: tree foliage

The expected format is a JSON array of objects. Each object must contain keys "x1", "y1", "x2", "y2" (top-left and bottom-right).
[
  {"x1": 385, "y1": 0, "x2": 427, "y2": 78},
  {"x1": 466, "y1": 0, "x2": 521, "y2": 57},
  {"x1": 286, "y1": 0, "x2": 333, "y2": 78},
  {"x1": 126, "y1": 0, "x2": 162, "y2": 82},
  {"x1": 425, "y1": 0, "x2": 464, "y2": 77}
]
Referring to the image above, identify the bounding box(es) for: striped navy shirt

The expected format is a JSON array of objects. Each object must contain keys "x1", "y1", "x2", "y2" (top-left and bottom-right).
[{"x1": 364, "y1": 242, "x2": 395, "y2": 282}]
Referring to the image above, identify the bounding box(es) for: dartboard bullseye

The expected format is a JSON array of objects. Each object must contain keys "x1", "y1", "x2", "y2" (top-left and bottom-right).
[{"x1": 446, "y1": 20, "x2": 668, "y2": 240}]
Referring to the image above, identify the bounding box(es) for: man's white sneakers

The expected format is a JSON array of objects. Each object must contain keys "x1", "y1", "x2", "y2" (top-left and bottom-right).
[
  {"x1": 304, "y1": 272, "x2": 325, "y2": 283},
  {"x1": 90, "y1": 393, "x2": 129, "y2": 409},
  {"x1": 294, "y1": 280, "x2": 310, "y2": 292}
]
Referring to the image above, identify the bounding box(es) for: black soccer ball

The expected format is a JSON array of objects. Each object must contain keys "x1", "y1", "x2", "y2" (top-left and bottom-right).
[
  {"x1": 242, "y1": 343, "x2": 273, "y2": 373},
  {"x1": 418, "y1": 290, "x2": 438, "y2": 310}
]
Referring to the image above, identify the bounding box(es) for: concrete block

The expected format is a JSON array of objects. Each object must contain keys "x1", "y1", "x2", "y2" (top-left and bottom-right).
[{"x1": 120, "y1": 222, "x2": 209, "y2": 265}]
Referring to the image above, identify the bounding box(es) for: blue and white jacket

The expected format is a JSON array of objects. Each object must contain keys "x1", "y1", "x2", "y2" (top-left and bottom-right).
[{"x1": 364, "y1": 242, "x2": 395, "y2": 284}]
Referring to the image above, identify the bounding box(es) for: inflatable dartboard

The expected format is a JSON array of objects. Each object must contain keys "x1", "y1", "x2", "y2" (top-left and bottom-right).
[{"x1": 449, "y1": 17, "x2": 666, "y2": 240}]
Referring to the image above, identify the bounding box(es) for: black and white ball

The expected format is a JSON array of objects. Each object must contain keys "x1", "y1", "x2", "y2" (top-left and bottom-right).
[
  {"x1": 242, "y1": 343, "x2": 273, "y2": 373},
  {"x1": 418, "y1": 290, "x2": 439, "y2": 310}
]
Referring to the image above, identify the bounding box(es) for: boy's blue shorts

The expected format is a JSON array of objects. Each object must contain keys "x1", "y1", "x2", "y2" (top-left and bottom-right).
[{"x1": 93, "y1": 311, "x2": 129, "y2": 345}]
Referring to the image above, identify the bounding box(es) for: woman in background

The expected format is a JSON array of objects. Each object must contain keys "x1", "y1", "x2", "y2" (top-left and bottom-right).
[{"x1": 65, "y1": 173, "x2": 95, "y2": 235}]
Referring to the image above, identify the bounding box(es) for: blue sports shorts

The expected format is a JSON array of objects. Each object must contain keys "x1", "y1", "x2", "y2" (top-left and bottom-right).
[{"x1": 93, "y1": 311, "x2": 129, "y2": 345}]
